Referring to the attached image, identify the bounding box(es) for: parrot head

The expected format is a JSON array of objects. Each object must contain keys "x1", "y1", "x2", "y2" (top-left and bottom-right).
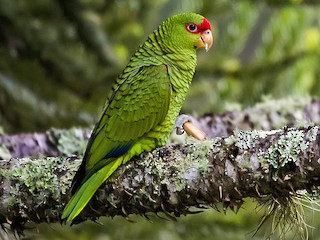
[{"x1": 164, "y1": 13, "x2": 213, "y2": 53}]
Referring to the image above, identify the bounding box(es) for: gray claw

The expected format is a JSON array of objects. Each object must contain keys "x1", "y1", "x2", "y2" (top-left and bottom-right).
[
  {"x1": 176, "y1": 127, "x2": 185, "y2": 135},
  {"x1": 174, "y1": 114, "x2": 194, "y2": 135}
]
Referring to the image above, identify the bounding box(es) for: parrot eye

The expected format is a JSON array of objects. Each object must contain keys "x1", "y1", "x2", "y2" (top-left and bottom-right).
[{"x1": 186, "y1": 23, "x2": 198, "y2": 33}]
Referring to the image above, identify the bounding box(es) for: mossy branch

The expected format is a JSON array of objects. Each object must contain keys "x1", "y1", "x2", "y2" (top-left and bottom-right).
[
  {"x1": 1, "y1": 97, "x2": 320, "y2": 234},
  {"x1": 1, "y1": 97, "x2": 319, "y2": 159}
]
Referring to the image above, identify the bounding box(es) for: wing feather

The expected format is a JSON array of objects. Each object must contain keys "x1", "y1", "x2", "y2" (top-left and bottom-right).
[{"x1": 85, "y1": 64, "x2": 171, "y2": 170}]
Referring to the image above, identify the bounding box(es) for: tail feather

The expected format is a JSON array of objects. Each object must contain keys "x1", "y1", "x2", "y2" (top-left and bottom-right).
[
  {"x1": 70, "y1": 159, "x2": 87, "y2": 194},
  {"x1": 62, "y1": 158, "x2": 123, "y2": 221}
]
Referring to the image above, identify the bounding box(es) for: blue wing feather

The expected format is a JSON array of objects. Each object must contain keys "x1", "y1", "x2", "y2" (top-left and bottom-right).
[{"x1": 104, "y1": 144, "x2": 133, "y2": 159}]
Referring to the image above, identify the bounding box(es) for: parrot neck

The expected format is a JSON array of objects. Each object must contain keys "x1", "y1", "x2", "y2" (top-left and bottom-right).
[
  {"x1": 144, "y1": 22, "x2": 198, "y2": 59},
  {"x1": 166, "y1": 53, "x2": 196, "y2": 89},
  {"x1": 138, "y1": 32, "x2": 198, "y2": 87},
  {"x1": 142, "y1": 30, "x2": 198, "y2": 93}
]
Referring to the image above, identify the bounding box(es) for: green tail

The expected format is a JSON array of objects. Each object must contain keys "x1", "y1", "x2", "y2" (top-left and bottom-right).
[{"x1": 62, "y1": 158, "x2": 123, "y2": 221}]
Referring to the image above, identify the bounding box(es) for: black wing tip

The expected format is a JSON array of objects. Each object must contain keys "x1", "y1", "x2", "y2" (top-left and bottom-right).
[{"x1": 70, "y1": 161, "x2": 87, "y2": 194}]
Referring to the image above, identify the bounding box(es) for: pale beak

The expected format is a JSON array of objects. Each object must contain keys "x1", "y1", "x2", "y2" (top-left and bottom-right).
[{"x1": 196, "y1": 29, "x2": 213, "y2": 52}]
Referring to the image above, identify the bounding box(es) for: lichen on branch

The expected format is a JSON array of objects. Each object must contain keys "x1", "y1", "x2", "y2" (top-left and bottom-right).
[
  {"x1": 0, "y1": 125, "x2": 319, "y2": 237},
  {"x1": 1, "y1": 97, "x2": 320, "y2": 237}
]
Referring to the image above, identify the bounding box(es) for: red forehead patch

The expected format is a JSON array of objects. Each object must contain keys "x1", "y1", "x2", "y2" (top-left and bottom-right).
[
  {"x1": 185, "y1": 17, "x2": 212, "y2": 34},
  {"x1": 198, "y1": 18, "x2": 211, "y2": 31}
]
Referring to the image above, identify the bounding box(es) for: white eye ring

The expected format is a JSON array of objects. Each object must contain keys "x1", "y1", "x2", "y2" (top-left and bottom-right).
[{"x1": 187, "y1": 24, "x2": 197, "y2": 33}]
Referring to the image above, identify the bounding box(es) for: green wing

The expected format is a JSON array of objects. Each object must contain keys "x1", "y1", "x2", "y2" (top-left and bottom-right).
[
  {"x1": 62, "y1": 64, "x2": 172, "y2": 220},
  {"x1": 85, "y1": 64, "x2": 171, "y2": 172}
]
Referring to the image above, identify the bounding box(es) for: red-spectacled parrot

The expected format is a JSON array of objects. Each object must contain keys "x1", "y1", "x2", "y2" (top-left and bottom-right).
[{"x1": 62, "y1": 12, "x2": 213, "y2": 221}]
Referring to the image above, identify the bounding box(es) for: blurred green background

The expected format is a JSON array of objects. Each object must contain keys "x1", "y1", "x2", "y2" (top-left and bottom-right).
[{"x1": 0, "y1": 0, "x2": 320, "y2": 239}]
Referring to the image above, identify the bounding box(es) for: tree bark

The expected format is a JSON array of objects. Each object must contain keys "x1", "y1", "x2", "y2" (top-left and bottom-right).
[
  {"x1": 0, "y1": 97, "x2": 320, "y2": 234},
  {"x1": 1, "y1": 97, "x2": 319, "y2": 159}
]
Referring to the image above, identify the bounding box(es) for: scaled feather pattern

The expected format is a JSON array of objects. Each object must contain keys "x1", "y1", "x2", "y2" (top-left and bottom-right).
[{"x1": 62, "y1": 12, "x2": 213, "y2": 221}]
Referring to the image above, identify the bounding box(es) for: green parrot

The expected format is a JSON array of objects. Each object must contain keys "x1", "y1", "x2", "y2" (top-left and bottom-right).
[{"x1": 62, "y1": 13, "x2": 213, "y2": 221}]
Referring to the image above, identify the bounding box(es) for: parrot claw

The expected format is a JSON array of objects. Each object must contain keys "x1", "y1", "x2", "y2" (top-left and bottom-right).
[
  {"x1": 174, "y1": 114, "x2": 194, "y2": 135},
  {"x1": 174, "y1": 114, "x2": 207, "y2": 141},
  {"x1": 176, "y1": 127, "x2": 185, "y2": 135}
]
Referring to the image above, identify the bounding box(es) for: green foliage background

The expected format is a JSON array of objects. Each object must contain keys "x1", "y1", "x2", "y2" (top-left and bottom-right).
[{"x1": 0, "y1": 0, "x2": 319, "y2": 239}]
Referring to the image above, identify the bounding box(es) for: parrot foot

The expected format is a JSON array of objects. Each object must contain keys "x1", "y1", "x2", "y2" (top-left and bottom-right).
[
  {"x1": 175, "y1": 114, "x2": 194, "y2": 135},
  {"x1": 174, "y1": 114, "x2": 207, "y2": 141}
]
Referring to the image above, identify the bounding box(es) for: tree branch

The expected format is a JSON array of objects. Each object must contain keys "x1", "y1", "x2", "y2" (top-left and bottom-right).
[
  {"x1": 1, "y1": 97, "x2": 319, "y2": 159},
  {"x1": 0, "y1": 97, "x2": 320, "y2": 234}
]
